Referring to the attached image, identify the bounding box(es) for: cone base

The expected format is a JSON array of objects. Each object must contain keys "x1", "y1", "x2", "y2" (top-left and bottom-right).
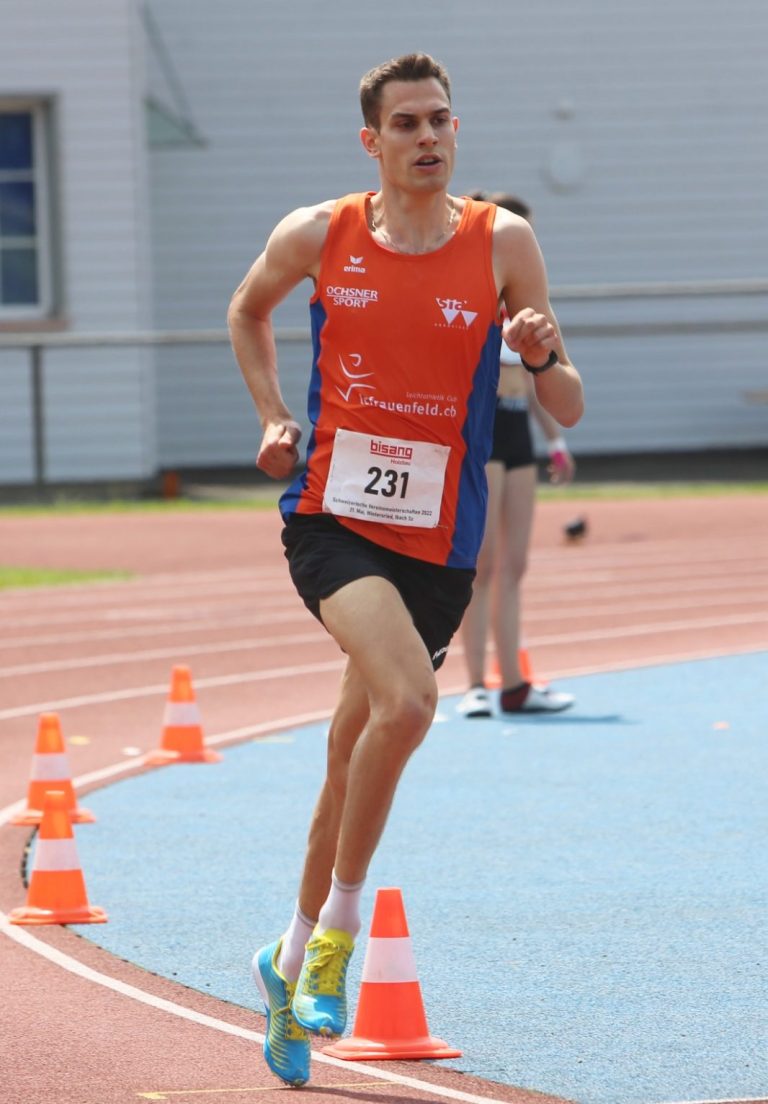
[
  {"x1": 323, "y1": 1035, "x2": 462, "y2": 1061},
  {"x1": 10, "y1": 805, "x2": 96, "y2": 827},
  {"x1": 143, "y1": 747, "x2": 222, "y2": 766},
  {"x1": 9, "y1": 904, "x2": 108, "y2": 926}
]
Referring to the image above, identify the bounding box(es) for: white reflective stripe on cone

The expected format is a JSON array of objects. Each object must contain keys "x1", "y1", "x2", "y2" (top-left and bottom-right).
[
  {"x1": 30, "y1": 753, "x2": 71, "y2": 781},
  {"x1": 361, "y1": 936, "x2": 419, "y2": 983},
  {"x1": 162, "y1": 702, "x2": 201, "y2": 726},
  {"x1": 34, "y1": 838, "x2": 80, "y2": 871}
]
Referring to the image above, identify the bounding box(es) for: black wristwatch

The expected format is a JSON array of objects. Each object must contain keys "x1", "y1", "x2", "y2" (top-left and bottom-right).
[{"x1": 520, "y1": 350, "x2": 559, "y2": 375}]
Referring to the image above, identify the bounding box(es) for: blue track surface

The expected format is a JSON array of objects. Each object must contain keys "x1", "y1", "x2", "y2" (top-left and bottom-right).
[{"x1": 66, "y1": 653, "x2": 767, "y2": 1104}]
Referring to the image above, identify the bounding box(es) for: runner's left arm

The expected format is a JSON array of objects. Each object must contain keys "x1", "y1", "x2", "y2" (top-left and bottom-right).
[{"x1": 493, "y1": 212, "x2": 584, "y2": 428}]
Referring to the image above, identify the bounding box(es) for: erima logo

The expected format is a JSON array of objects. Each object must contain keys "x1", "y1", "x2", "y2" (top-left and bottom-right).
[
  {"x1": 435, "y1": 296, "x2": 477, "y2": 327},
  {"x1": 431, "y1": 645, "x2": 449, "y2": 662},
  {"x1": 344, "y1": 254, "x2": 366, "y2": 273}
]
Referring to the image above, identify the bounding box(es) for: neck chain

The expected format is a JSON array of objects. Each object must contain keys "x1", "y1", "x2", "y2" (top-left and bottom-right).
[{"x1": 369, "y1": 199, "x2": 458, "y2": 254}]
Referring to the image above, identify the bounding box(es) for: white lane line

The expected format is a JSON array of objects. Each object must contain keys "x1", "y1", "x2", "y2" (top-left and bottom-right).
[
  {"x1": 0, "y1": 595, "x2": 299, "y2": 631},
  {"x1": 526, "y1": 610, "x2": 768, "y2": 645},
  {"x1": 0, "y1": 569, "x2": 286, "y2": 604},
  {"x1": 5, "y1": 604, "x2": 765, "y2": 680},
  {"x1": 527, "y1": 565, "x2": 768, "y2": 587},
  {"x1": 0, "y1": 714, "x2": 515, "y2": 1104},
  {"x1": 0, "y1": 611, "x2": 299, "y2": 651},
  {"x1": 3, "y1": 618, "x2": 767, "y2": 722},
  {"x1": 531, "y1": 545, "x2": 768, "y2": 569},
  {"x1": 440, "y1": 642, "x2": 768, "y2": 695},
  {"x1": 0, "y1": 659, "x2": 346, "y2": 722},
  {"x1": 4, "y1": 567, "x2": 765, "y2": 636},
  {"x1": 3, "y1": 586, "x2": 763, "y2": 655},
  {"x1": 0, "y1": 918, "x2": 518, "y2": 1104},
  {"x1": 553, "y1": 641, "x2": 768, "y2": 678},
  {"x1": 523, "y1": 574, "x2": 768, "y2": 605},
  {"x1": 526, "y1": 592, "x2": 762, "y2": 620},
  {"x1": 0, "y1": 630, "x2": 330, "y2": 679}
]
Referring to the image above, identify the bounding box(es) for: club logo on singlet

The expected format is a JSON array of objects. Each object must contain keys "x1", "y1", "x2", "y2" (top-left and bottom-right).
[
  {"x1": 335, "y1": 353, "x2": 376, "y2": 403},
  {"x1": 435, "y1": 296, "x2": 478, "y2": 328}
]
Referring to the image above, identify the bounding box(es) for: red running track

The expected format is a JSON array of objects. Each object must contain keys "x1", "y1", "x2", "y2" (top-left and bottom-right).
[{"x1": 1, "y1": 493, "x2": 766, "y2": 1104}]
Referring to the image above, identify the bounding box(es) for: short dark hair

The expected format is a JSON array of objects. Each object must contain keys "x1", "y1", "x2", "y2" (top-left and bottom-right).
[
  {"x1": 360, "y1": 53, "x2": 452, "y2": 129},
  {"x1": 471, "y1": 191, "x2": 532, "y2": 221}
]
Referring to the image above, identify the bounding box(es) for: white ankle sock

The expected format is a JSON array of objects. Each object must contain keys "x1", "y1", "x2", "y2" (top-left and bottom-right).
[
  {"x1": 277, "y1": 902, "x2": 316, "y2": 982},
  {"x1": 316, "y1": 870, "x2": 365, "y2": 938}
]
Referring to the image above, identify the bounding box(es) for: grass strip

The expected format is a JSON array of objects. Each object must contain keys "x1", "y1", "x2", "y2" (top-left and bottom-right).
[
  {"x1": 0, "y1": 566, "x2": 130, "y2": 590},
  {"x1": 0, "y1": 481, "x2": 765, "y2": 516}
]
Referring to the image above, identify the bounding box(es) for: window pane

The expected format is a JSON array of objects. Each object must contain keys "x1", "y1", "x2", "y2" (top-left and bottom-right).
[
  {"x1": 1, "y1": 247, "x2": 39, "y2": 304},
  {"x1": 0, "y1": 180, "x2": 36, "y2": 235},
  {"x1": 0, "y1": 113, "x2": 33, "y2": 170}
]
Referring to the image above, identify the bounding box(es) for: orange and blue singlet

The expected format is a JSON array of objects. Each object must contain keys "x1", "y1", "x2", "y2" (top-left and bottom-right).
[{"x1": 279, "y1": 192, "x2": 502, "y2": 569}]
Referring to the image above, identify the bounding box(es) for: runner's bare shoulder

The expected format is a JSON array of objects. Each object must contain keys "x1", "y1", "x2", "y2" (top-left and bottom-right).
[{"x1": 268, "y1": 200, "x2": 336, "y2": 279}]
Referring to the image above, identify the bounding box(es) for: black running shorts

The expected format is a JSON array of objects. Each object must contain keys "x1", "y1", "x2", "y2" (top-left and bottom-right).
[
  {"x1": 281, "y1": 513, "x2": 475, "y2": 670},
  {"x1": 489, "y1": 399, "x2": 535, "y2": 471}
]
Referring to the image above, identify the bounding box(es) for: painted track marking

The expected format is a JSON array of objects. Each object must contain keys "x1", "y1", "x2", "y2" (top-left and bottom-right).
[{"x1": 136, "y1": 1082, "x2": 391, "y2": 1099}]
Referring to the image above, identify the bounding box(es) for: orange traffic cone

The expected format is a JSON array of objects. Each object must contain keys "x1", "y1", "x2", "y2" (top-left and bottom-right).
[
  {"x1": 9, "y1": 789, "x2": 107, "y2": 925},
  {"x1": 486, "y1": 645, "x2": 544, "y2": 691},
  {"x1": 11, "y1": 713, "x2": 95, "y2": 826},
  {"x1": 324, "y1": 887, "x2": 461, "y2": 1061},
  {"x1": 144, "y1": 665, "x2": 222, "y2": 766},
  {"x1": 518, "y1": 644, "x2": 535, "y2": 684}
]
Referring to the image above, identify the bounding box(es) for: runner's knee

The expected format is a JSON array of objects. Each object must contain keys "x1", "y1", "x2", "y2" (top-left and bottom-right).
[{"x1": 371, "y1": 684, "x2": 437, "y2": 750}]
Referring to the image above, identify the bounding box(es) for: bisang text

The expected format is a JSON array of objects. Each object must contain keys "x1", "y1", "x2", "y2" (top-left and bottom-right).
[{"x1": 370, "y1": 440, "x2": 413, "y2": 461}]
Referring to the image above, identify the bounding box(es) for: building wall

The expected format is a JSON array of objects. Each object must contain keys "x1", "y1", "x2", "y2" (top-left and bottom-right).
[
  {"x1": 146, "y1": 0, "x2": 768, "y2": 466},
  {"x1": 2, "y1": 0, "x2": 766, "y2": 487},
  {"x1": 0, "y1": 0, "x2": 155, "y2": 485}
]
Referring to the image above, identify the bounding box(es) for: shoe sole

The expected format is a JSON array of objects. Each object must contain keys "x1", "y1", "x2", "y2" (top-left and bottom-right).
[
  {"x1": 252, "y1": 953, "x2": 310, "y2": 1087},
  {"x1": 504, "y1": 702, "x2": 575, "y2": 714},
  {"x1": 251, "y1": 953, "x2": 269, "y2": 1009}
]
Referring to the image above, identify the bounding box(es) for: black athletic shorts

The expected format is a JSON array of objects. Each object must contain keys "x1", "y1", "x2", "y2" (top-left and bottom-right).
[
  {"x1": 281, "y1": 512, "x2": 475, "y2": 671},
  {"x1": 489, "y1": 398, "x2": 535, "y2": 470}
]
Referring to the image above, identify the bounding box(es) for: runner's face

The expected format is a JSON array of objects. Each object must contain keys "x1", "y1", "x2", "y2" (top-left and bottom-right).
[{"x1": 363, "y1": 78, "x2": 458, "y2": 192}]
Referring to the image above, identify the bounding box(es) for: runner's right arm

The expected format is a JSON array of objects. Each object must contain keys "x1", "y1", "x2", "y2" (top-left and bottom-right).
[{"x1": 228, "y1": 202, "x2": 332, "y2": 479}]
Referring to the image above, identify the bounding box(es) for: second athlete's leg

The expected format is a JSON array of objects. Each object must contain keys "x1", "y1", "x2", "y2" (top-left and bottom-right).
[
  {"x1": 493, "y1": 463, "x2": 536, "y2": 688},
  {"x1": 460, "y1": 461, "x2": 504, "y2": 686}
]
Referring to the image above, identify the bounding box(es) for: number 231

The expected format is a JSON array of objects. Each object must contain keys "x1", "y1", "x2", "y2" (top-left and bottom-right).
[{"x1": 364, "y1": 466, "x2": 410, "y2": 499}]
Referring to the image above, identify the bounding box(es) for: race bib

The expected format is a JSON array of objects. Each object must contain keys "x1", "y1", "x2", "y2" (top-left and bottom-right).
[{"x1": 323, "y1": 429, "x2": 450, "y2": 528}]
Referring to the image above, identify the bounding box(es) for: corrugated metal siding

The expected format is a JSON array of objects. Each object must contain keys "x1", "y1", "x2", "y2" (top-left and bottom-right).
[
  {"x1": 2, "y1": 1, "x2": 766, "y2": 486},
  {"x1": 0, "y1": 351, "x2": 35, "y2": 484},
  {"x1": 0, "y1": 0, "x2": 156, "y2": 484},
  {"x1": 146, "y1": 0, "x2": 767, "y2": 466}
]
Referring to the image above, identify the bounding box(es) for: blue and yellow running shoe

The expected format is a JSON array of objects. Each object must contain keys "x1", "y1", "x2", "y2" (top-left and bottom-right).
[
  {"x1": 252, "y1": 940, "x2": 310, "y2": 1087},
  {"x1": 292, "y1": 927, "x2": 354, "y2": 1037}
]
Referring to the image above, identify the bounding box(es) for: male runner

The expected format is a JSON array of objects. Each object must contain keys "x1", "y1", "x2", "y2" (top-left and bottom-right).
[{"x1": 228, "y1": 51, "x2": 584, "y2": 1086}]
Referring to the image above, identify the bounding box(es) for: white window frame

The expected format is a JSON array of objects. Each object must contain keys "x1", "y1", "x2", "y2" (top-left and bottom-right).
[{"x1": 0, "y1": 99, "x2": 54, "y2": 320}]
